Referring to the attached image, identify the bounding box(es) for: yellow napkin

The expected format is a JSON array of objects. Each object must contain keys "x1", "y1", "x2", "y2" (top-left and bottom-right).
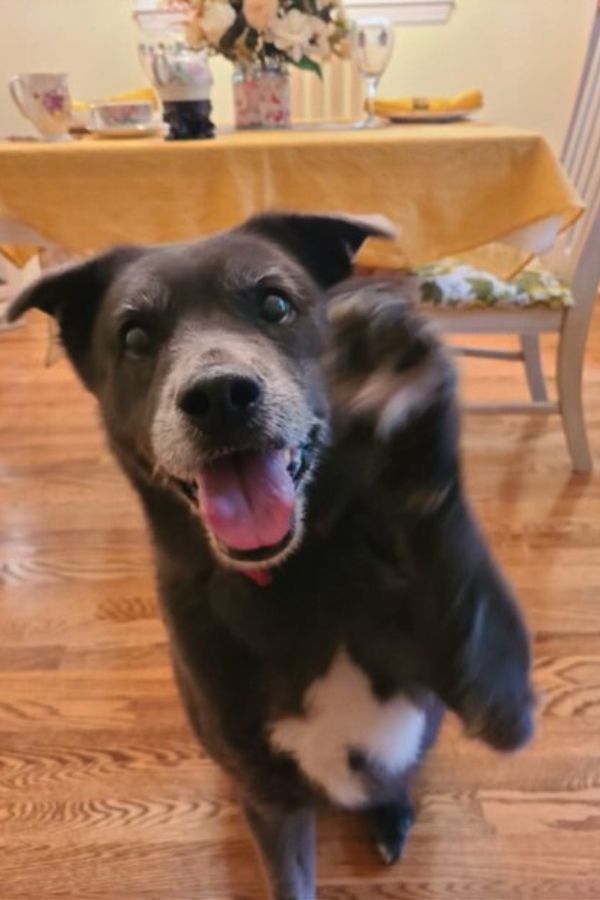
[
  {"x1": 373, "y1": 89, "x2": 483, "y2": 116},
  {"x1": 107, "y1": 87, "x2": 159, "y2": 108},
  {"x1": 72, "y1": 87, "x2": 159, "y2": 111}
]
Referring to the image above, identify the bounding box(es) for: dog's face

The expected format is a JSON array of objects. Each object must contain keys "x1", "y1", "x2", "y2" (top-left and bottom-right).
[{"x1": 9, "y1": 212, "x2": 394, "y2": 570}]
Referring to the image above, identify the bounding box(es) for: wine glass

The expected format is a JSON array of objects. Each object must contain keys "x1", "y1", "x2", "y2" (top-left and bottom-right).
[{"x1": 352, "y1": 16, "x2": 394, "y2": 129}]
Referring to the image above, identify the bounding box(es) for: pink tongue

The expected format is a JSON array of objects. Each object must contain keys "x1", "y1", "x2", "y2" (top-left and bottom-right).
[{"x1": 195, "y1": 450, "x2": 295, "y2": 551}]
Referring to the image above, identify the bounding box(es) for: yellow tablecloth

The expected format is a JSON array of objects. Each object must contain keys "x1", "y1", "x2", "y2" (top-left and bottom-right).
[{"x1": 0, "y1": 123, "x2": 582, "y2": 274}]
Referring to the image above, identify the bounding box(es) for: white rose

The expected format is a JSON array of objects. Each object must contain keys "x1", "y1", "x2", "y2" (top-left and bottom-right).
[
  {"x1": 306, "y1": 16, "x2": 329, "y2": 61},
  {"x1": 201, "y1": 0, "x2": 236, "y2": 45},
  {"x1": 268, "y1": 10, "x2": 316, "y2": 62}
]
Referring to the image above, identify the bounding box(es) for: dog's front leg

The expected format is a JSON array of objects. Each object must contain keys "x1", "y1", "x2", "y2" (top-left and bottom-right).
[
  {"x1": 403, "y1": 499, "x2": 535, "y2": 751},
  {"x1": 243, "y1": 801, "x2": 316, "y2": 900},
  {"x1": 326, "y1": 282, "x2": 534, "y2": 752}
]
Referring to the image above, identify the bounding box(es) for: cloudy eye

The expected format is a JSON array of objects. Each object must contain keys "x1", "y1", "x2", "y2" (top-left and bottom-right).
[
  {"x1": 122, "y1": 324, "x2": 153, "y2": 357},
  {"x1": 259, "y1": 293, "x2": 295, "y2": 325}
]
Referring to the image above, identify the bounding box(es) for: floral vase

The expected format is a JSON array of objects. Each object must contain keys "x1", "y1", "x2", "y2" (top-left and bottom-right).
[{"x1": 233, "y1": 61, "x2": 291, "y2": 130}]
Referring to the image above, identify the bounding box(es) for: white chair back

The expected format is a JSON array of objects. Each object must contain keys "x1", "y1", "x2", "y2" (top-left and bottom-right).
[
  {"x1": 546, "y1": 5, "x2": 600, "y2": 290},
  {"x1": 290, "y1": 57, "x2": 363, "y2": 122}
]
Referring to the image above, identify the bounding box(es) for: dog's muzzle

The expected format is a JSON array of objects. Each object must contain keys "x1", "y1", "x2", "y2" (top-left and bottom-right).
[
  {"x1": 175, "y1": 430, "x2": 320, "y2": 567},
  {"x1": 173, "y1": 371, "x2": 321, "y2": 568}
]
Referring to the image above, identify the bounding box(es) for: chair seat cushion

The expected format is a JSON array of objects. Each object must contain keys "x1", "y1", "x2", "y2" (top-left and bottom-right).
[{"x1": 407, "y1": 261, "x2": 573, "y2": 310}]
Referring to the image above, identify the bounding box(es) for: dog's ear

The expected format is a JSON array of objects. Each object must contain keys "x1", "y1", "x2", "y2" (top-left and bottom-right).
[
  {"x1": 6, "y1": 246, "x2": 143, "y2": 390},
  {"x1": 243, "y1": 212, "x2": 397, "y2": 288}
]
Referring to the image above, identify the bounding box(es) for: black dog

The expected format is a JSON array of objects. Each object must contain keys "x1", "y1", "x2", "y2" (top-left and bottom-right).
[{"x1": 8, "y1": 213, "x2": 534, "y2": 900}]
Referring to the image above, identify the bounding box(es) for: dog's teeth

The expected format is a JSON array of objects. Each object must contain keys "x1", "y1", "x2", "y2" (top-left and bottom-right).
[{"x1": 285, "y1": 447, "x2": 303, "y2": 479}]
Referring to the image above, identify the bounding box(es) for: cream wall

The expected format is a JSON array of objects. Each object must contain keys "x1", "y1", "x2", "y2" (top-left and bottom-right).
[
  {"x1": 0, "y1": 0, "x2": 596, "y2": 149},
  {"x1": 380, "y1": 0, "x2": 596, "y2": 150}
]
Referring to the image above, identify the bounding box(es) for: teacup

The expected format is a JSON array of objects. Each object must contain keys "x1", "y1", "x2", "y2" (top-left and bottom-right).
[
  {"x1": 9, "y1": 73, "x2": 72, "y2": 141},
  {"x1": 90, "y1": 101, "x2": 154, "y2": 131}
]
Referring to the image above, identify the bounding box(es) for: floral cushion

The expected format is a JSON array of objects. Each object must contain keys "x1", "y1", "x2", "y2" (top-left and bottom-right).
[{"x1": 406, "y1": 261, "x2": 573, "y2": 310}]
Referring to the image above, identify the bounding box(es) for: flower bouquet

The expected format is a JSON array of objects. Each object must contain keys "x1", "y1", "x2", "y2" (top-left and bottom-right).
[
  {"x1": 162, "y1": 0, "x2": 348, "y2": 74},
  {"x1": 159, "y1": 0, "x2": 349, "y2": 127}
]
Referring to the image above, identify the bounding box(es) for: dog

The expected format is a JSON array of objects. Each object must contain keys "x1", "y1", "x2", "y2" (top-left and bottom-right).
[{"x1": 8, "y1": 212, "x2": 534, "y2": 900}]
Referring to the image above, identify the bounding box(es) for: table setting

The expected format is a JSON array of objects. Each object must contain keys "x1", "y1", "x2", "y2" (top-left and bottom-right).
[
  {"x1": 4, "y1": 0, "x2": 477, "y2": 141},
  {"x1": 0, "y1": 0, "x2": 582, "y2": 300}
]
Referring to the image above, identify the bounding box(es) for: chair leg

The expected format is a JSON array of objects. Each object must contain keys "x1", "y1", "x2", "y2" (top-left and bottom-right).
[
  {"x1": 556, "y1": 311, "x2": 593, "y2": 473},
  {"x1": 520, "y1": 334, "x2": 548, "y2": 402}
]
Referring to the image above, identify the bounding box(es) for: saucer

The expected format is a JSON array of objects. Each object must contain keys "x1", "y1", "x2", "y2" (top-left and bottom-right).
[
  {"x1": 91, "y1": 122, "x2": 166, "y2": 139},
  {"x1": 386, "y1": 109, "x2": 479, "y2": 123}
]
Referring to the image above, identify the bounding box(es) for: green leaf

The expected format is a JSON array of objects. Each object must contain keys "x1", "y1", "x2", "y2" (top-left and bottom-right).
[
  {"x1": 514, "y1": 270, "x2": 543, "y2": 292},
  {"x1": 246, "y1": 27, "x2": 259, "y2": 51},
  {"x1": 421, "y1": 280, "x2": 443, "y2": 304},
  {"x1": 466, "y1": 276, "x2": 496, "y2": 301},
  {"x1": 294, "y1": 56, "x2": 322, "y2": 79}
]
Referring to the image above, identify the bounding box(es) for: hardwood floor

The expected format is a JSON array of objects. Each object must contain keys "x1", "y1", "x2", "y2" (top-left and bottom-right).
[{"x1": 1, "y1": 309, "x2": 600, "y2": 899}]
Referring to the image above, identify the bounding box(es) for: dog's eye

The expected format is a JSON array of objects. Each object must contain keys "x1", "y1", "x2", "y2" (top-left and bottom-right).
[
  {"x1": 260, "y1": 294, "x2": 295, "y2": 325},
  {"x1": 122, "y1": 324, "x2": 153, "y2": 357}
]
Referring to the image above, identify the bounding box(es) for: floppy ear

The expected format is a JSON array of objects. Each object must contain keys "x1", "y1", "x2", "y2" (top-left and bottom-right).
[
  {"x1": 6, "y1": 246, "x2": 143, "y2": 390},
  {"x1": 242, "y1": 211, "x2": 397, "y2": 288}
]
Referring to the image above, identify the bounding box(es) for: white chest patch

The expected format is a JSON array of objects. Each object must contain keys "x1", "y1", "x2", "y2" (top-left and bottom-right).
[{"x1": 269, "y1": 649, "x2": 426, "y2": 808}]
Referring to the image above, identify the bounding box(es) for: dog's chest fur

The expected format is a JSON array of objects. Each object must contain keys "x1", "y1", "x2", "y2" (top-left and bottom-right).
[{"x1": 270, "y1": 648, "x2": 425, "y2": 808}]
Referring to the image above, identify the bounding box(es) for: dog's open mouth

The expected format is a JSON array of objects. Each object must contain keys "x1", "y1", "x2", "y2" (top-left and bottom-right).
[{"x1": 175, "y1": 430, "x2": 318, "y2": 567}]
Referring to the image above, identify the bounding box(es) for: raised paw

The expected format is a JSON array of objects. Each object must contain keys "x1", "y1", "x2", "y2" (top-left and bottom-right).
[{"x1": 326, "y1": 280, "x2": 455, "y2": 440}]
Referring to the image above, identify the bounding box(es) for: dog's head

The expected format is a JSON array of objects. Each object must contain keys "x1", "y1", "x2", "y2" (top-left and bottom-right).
[{"x1": 8, "y1": 212, "x2": 395, "y2": 570}]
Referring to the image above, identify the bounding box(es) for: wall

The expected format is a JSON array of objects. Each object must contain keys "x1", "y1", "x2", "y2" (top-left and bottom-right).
[
  {"x1": 0, "y1": 0, "x2": 596, "y2": 149},
  {"x1": 0, "y1": 0, "x2": 234, "y2": 135},
  {"x1": 381, "y1": 0, "x2": 596, "y2": 150}
]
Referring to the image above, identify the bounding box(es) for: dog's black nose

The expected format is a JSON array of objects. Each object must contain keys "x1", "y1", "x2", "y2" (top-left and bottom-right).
[{"x1": 178, "y1": 374, "x2": 262, "y2": 431}]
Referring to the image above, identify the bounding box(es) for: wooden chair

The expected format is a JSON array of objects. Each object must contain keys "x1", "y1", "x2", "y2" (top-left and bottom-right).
[
  {"x1": 419, "y1": 7, "x2": 600, "y2": 473},
  {"x1": 290, "y1": 57, "x2": 363, "y2": 123},
  {"x1": 0, "y1": 253, "x2": 40, "y2": 332},
  {"x1": 289, "y1": 1, "x2": 456, "y2": 120}
]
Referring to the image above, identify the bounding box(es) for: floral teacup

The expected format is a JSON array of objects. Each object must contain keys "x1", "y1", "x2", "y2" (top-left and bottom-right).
[{"x1": 8, "y1": 73, "x2": 72, "y2": 141}]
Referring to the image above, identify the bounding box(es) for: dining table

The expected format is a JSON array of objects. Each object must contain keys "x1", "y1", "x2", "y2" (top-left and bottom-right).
[{"x1": 0, "y1": 122, "x2": 582, "y2": 280}]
